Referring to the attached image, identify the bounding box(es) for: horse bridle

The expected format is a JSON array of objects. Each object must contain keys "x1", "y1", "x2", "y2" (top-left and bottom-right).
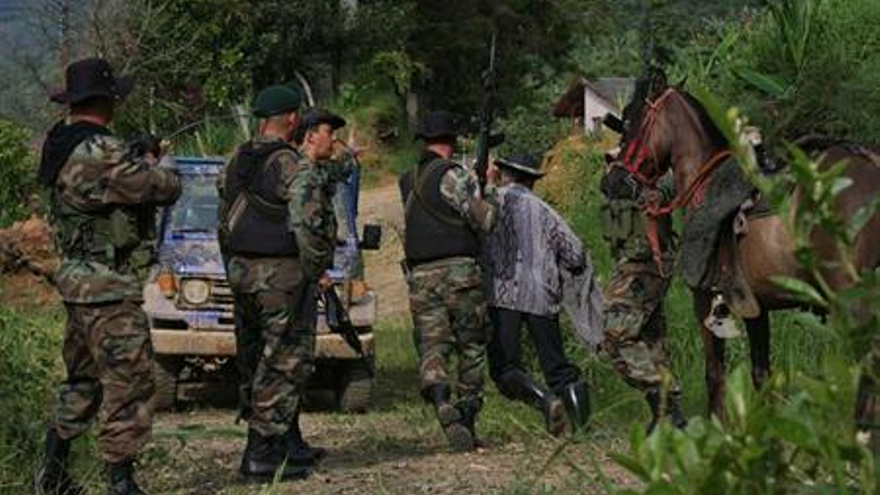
[
  {"x1": 615, "y1": 86, "x2": 733, "y2": 274},
  {"x1": 620, "y1": 87, "x2": 677, "y2": 187}
]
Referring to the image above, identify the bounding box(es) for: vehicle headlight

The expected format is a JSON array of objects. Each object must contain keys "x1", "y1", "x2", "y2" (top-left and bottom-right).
[{"x1": 180, "y1": 279, "x2": 210, "y2": 305}]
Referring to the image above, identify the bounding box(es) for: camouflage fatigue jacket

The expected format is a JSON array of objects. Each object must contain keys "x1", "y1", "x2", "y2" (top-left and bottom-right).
[
  {"x1": 219, "y1": 137, "x2": 337, "y2": 293},
  {"x1": 48, "y1": 129, "x2": 181, "y2": 303},
  {"x1": 439, "y1": 162, "x2": 498, "y2": 234}
]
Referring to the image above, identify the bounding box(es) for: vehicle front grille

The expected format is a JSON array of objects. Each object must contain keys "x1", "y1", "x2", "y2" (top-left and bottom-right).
[{"x1": 175, "y1": 278, "x2": 235, "y2": 312}]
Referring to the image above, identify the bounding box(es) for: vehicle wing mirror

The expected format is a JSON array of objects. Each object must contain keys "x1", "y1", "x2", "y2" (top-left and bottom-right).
[{"x1": 359, "y1": 224, "x2": 382, "y2": 250}]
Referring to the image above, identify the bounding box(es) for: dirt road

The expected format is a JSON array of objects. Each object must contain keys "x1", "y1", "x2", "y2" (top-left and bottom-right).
[
  {"x1": 142, "y1": 180, "x2": 633, "y2": 494},
  {"x1": 358, "y1": 181, "x2": 410, "y2": 322}
]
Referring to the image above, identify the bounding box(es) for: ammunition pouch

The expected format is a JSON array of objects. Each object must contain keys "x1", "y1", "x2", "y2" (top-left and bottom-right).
[{"x1": 54, "y1": 195, "x2": 154, "y2": 274}]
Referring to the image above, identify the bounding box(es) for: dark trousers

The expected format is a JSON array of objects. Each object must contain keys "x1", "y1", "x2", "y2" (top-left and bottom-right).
[{"x1": 488, "y1": 307, "x2": 581, "y2": 395}]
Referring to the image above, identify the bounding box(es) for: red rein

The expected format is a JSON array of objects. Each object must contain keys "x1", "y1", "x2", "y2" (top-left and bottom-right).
[{"x1": 618, "y1": 88, "x2": 732, "y2": 275}]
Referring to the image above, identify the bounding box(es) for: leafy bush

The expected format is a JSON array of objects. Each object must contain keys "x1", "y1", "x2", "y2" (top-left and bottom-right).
[
  {"x1": 0, "y1": 306, "x2": 63, "y2": 491},
  {"x1": 0, "y1": 119, "x2": 37, "y2": 227},
  {"x1": 673, "y1": 0, "x2": 880, "y2": 143}
]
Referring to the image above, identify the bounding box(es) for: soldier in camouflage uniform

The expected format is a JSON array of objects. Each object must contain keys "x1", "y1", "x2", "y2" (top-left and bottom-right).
[
  {"x1": 600, "y1": 162, "x2": 687, "y2": 433},
  {"x1": 218, "y1": 90, "x2": 342, "y2": 481},
  {"x1": 35, "y1": 58, "x2": 181, "y2": 495},
  {"x1": 399, "y1": 110, "x2": 497, "y2": 451}
]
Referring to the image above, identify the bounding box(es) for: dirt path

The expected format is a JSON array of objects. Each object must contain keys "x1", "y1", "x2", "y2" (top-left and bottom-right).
[
  {"x1": 358, "y1": 181, "x2": 409, "y2": 322},
  {"x1": 143, "y1": 180, "x2": 633, "y2": 494},
  {"x1": 148, "y1": 408, "x2": 632, "y2": 495}
]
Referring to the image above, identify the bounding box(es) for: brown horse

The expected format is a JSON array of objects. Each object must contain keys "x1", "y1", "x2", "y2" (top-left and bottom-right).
[{"x1": 614, "y1": 69, "x2": 880, "y2": 420}]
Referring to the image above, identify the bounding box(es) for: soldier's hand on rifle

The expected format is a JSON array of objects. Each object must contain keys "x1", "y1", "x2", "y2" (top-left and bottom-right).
[{"x1": 487, "y1": 161, "x2": 501, "y2": 185}]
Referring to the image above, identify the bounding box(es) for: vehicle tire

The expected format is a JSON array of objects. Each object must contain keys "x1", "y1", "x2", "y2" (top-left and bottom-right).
[
  {"x1": 338, "y1": 356, "x2": 375, "y2": 413},
  {"x1": 153, "y1": 357, "x2": 182, "y2": 411}
]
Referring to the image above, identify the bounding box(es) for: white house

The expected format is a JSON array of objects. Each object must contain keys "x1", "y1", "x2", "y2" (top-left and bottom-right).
[{"x1": 552, "y1": 77, "x2": 634, "y2": 134}]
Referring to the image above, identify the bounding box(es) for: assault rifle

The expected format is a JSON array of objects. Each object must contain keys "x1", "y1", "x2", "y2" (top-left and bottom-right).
[
  {"x1": 474, "y1": 33, "x2": 504, "y2": 191},
  {"x1": 322, "y1": 285, "x2": 365, "y2": 357}
]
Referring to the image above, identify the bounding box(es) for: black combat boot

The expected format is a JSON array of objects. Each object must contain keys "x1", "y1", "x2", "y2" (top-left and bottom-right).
[
  {"x1": 106, "y1": 460, "x2": 147, "y2": 495},
  {"x1": 561, "y1": 381, "x2": 591, "y2": 432},
  {"x1": 456, "y1": 395, "x2": 485, "y2": 448},
  {"x1": 240, "y1": 429, "x2": 310, "y2": 481},
  {"x1": 425, "y1": 384, "x2": 474, "y2": 452},
  {"x1": 646, "y1": 388, "x2": 688, "y2": 434},
  {"x1": 283, "y1": 412, "x2": 326, "y2": 466},
  {"x1": 34, "y1": 428, "x2": 88, "y2": 495},
  {"x1": 499, "y1": 370, "x2": 565, "y2": 436}
]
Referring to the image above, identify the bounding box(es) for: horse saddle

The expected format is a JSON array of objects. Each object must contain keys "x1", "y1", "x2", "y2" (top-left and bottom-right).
[{"x1": 679, "y1": 158, "x2": 769, "y2": 319}]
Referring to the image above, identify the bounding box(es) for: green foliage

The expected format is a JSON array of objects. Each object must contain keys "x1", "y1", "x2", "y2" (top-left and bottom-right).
[
  {"x1": 172, "y1": 117, "x2": 250, "y2": 158},
  {"x1": 614, "y1": 364, "x2": 874, "y2": 495},
  {"x1": 610, "y1": 87, "x2": 877, "y2": 495},
  {"x1": 0, "y1": 119, "x2": 37, "y2": 227},
  {"x1": 674, "y1": 0, "x2": 880, "y2": 143},
  {"x1": 0, "y1": 306, "x2": 63, "y2": 491}
]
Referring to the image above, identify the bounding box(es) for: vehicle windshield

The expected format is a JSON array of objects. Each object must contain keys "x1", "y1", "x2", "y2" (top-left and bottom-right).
[{"x1": 169, "y1": 173, "x2": 219, "y2": 233}]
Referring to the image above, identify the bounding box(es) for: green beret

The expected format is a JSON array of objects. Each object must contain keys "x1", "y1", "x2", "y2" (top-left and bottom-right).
[{"x1": 253, "y1": 85, "x2": 302, "y2": 118}]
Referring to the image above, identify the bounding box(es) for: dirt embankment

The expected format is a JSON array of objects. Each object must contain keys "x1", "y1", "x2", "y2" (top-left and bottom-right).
[{"x1": 0, "y1": 215, "x2": 59, "y2": 306}]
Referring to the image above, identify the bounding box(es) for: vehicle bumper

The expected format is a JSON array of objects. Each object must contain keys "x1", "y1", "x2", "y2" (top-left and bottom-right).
[{"x1": 151, "y1": 329, "x2": 375, "y2": 359}]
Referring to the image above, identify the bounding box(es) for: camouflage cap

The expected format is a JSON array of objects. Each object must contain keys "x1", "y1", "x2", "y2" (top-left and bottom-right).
[{"x1": 253, "y1": 85, "x2": 303, "y2": 118}]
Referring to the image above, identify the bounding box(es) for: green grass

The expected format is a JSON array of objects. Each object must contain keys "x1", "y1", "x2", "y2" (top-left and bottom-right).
[{"x1": 0, "y1": 305, "x2": 65, "y2": 493}]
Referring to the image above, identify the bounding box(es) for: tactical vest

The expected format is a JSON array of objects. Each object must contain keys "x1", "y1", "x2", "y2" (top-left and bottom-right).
[
  {"x1": 401, "y1": 157, "x2": 480, "y2": 264},
  {"x1": 51, "y1": 191, "x2": 153, "y2": 274},
  {"x1": 222, "y1": 142, "x2": 300, "y2": 257},
  {"x1": 600, "y1": 168, "x2": 673, "y2": 261}
]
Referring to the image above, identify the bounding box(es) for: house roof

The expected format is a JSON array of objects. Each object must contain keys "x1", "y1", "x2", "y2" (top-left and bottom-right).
[{"x1": 552, "y1": 77, "x2": 634, "y2": 118}]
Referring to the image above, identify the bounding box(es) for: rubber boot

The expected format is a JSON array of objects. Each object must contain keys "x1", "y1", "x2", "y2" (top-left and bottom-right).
[
  {"x1": 283, "y1": 412, "x2": 326, "y2": 466},
  {"x1": 106, "y1": 460, "x2": 147, "y2": 495},
  {"x1": 646, "y1": 388, "x2": 688, "y2": 434},
  {"x1": 499, "y1": 370, "x2": 565, "y2": 436},
  {"x1": 425, "y1": 384, "x2": 474, "y2": 452},
  {"x1": 240, "y1": 429, "x2": 310, "y2": 481},
  {"x1": 34, "y1": 428, "x2": 87, "y2": 495},
  {"x1": 561, "y1": 381, "x2": 591, "y2": 432}
]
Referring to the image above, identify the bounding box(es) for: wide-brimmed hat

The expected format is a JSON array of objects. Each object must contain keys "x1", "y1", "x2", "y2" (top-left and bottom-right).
[
  {"x1": 495, "y1": 153, "x2": 545, "y2": 177},
  {"x1": 415, "y1": 110, "x2": 464, "y2": 141},
  {"x1": 50, "y1": 57, "x2": 133, "y2": 105}
]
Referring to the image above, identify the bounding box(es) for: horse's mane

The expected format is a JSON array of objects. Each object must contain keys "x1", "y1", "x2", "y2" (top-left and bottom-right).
[{"x1": 676, "y1": 90, "x2": 729, "y2": 150}]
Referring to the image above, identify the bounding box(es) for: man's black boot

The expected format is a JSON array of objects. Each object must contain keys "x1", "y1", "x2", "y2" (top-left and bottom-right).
[
  {"x1": 561, "y1": 381, "x2": 591, "y2": 432},
  {"x1": 240, "y1": 429, "x2": 310, "y2": 481},
  {"x1": 283, "y1": 412, "x2": 326, "y2": 466},
  {"x1": 499, "y1": 370, "x2": 565, "y2": 436},
  {"x1": 106, "y1": 460, "x2": 147, "y2": 495},
  {"x1": 425, "y1": 384, "x2": 474, "y2": 452},
  {"x1": 666, "y1": 389, "x2": 689, "y2": 430},
  {"x1": 35, "y1": 428, "x2": 87, "y2": 495},
  {"x1": 645, "y1": 389, "x2": 662, "y2": 434},
  {"x1": 646, "y1": 388, "x2": 688, "y2": 434},
  {"x1": 456, "y1": 395, "x2": 485, "y2": 448}
]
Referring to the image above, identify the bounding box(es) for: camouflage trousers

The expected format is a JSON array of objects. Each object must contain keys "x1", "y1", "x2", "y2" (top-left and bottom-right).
[
  {"x1": 233, "y1": 280, "x2": 317, "y2": 437},
  {"x1": 406, "y1": 257, "x2": 490, "y2": 400},
  {"x1": 52, "y1": 299, "x2": 155, "y2": 463},
  {"x1": 603, "y1": 257, "x2": 675, "y2": 392}
]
